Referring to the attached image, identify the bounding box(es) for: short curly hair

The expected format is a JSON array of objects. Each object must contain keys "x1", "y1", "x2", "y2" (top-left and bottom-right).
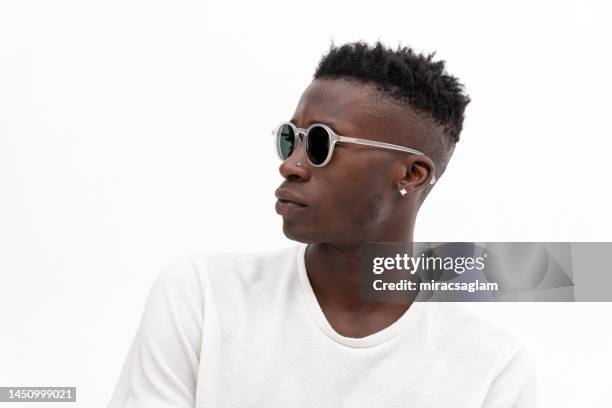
[{"x1": 314, "y1": 41, "x2": 470, "y2": 146}]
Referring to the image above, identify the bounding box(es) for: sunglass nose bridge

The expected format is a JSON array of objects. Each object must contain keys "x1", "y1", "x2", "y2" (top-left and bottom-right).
[{"x1": 296, "y1": 130, "x2": 306, "y2": 144}]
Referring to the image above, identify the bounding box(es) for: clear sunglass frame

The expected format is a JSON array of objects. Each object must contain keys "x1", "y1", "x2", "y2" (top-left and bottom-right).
[{"x1": 271, "y1": 121, "x2": 436, "y2": 185}]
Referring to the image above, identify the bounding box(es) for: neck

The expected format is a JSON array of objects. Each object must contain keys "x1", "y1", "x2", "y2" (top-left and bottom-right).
[{"x1": 304, "y1": 224, "x2": 415, "y2": 312}]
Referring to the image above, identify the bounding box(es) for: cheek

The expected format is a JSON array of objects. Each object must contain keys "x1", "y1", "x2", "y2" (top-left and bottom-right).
[
  {"x1": 310, "y1": 154, "x2": 394, "y2": 225},
  {"x1": 316, "y1": 174, "x2": 389, "y2": 225}
]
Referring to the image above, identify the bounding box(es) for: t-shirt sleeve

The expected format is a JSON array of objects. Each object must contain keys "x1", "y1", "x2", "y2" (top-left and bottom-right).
[
  {"x1": 107, "y1": 254, "x2": 205, "y2": 408},
  {"x1": 482, "y1": 343, "x2": 537, "y2": 408}
]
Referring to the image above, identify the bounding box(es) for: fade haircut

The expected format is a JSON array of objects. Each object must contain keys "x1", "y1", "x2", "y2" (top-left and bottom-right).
[{"x1": 313, "y1": 41, "x2": 471, "y2": 182}]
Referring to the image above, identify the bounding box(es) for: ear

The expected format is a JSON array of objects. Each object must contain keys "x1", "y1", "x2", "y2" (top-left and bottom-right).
[{"x1": 397, "y1": 156, "x2": 436, "y2": 195}]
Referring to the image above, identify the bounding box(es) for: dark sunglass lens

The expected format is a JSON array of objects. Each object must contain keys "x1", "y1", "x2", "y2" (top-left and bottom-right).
[
  {"x1": 306, "y1": 126, "x2": 330, "y2": 165},
  {"x1": 278, "y1": 124, "x2": 295, "y2": 160}
]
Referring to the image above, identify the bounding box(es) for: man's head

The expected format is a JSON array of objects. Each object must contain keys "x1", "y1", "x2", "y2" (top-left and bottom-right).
[{"x1": 275, "y1": 41, "x2": 470, "y2": 246}]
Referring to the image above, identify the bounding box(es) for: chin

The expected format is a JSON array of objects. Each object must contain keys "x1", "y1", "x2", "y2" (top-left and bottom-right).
[{"x1": 281, "y1": 221, "x2": 322, "y2": 244}]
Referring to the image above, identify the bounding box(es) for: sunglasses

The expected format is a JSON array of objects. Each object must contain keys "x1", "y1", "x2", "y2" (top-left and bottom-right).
[{"x1": 272, "y1": 122, "x2": 436, "y2": 184}]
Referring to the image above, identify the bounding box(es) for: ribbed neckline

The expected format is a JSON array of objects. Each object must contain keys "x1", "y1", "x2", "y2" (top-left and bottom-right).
[{"x1": 295, "y1": 243, "x2": 429, "y2": 348}]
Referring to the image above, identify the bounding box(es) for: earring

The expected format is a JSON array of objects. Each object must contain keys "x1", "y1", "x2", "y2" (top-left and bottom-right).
[{"x1": 399, "y1": 188, "x2": 408, "y2": 197}]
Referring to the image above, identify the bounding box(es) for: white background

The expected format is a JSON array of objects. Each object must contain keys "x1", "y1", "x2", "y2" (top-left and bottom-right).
[{"x1": 1, "y1": 0, "x2": 611, "y2": 406}]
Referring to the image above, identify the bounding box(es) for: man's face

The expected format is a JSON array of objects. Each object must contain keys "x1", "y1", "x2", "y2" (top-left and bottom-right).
[{"x1": 275, "y1": 78, "x2": 422, "y2": 246}]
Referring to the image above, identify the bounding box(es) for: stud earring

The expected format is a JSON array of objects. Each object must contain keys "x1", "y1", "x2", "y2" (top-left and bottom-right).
[{"x1": 399, "y1": 188, "x2": 408, "y2": 197}]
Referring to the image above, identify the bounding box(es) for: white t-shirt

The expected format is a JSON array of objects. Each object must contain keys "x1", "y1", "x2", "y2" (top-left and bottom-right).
[{"x1": 108, "y1": 244, "x2": 536, "y2": 407}]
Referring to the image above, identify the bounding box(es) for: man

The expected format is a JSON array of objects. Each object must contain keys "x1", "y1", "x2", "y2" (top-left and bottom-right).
[{"x1": 108, "y1": 41, "x2": 536, "y2": 407}]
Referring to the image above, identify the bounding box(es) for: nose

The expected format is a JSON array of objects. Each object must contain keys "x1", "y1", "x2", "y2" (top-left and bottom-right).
[{"x1": 279, "y1": 142, "x2": 310, "y2": 181}]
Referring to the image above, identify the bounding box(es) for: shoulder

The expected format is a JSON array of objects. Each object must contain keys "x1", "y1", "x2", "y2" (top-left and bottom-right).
[
  {"x1": 145, "y1": 245, "x2": 301, "y2": 317},
  {"x1": 192, "y1": 245, "x2": 298, "y2": 268},
  {"x1": 427, "y1": 303, "x2": 533, "y2": 374},
  {"x1": 160, "y1": 245, "x2": 298, "y2": 275},
  {"x1": 432, "y1": 303, "x2": 522, "y2": 344},
  {"x1": 160, "y1": 245, "x2": 301, "y2": 289}
]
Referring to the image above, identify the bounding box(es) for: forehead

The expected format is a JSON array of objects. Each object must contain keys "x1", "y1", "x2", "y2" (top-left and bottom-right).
[{"x1": 291, "y1": 78, "x2": 425, "y2": 144}]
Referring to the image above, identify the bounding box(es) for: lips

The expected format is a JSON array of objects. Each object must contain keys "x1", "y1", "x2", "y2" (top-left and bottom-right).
[
  {"x1": 275, "y1": 188, "x2": 308, "y2": 216},
  {"x1": 274, "y1": 188, "x2": 307, "y2": 207}
]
